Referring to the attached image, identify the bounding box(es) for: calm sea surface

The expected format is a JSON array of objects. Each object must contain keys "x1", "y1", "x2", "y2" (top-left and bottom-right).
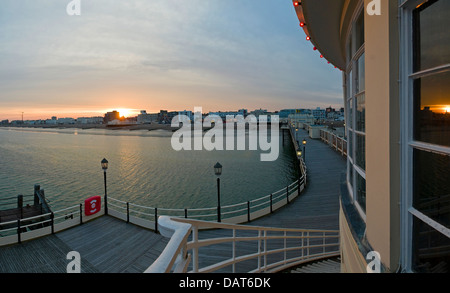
[{"x1": 0, "y1": 127, "x2": 299, "y2": 212}]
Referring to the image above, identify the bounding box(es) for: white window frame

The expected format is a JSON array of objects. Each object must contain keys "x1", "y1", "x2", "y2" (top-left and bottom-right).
[
  {"x1": 345, "y1": 2, "x2": 366, "y2": 221},
  {"x1": 399, "y1": 0, "x2": 450, "y2": 272}
]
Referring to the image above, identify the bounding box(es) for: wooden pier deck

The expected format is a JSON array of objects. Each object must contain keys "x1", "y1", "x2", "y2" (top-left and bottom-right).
[
  {"x1": 194, "y1": 128, "x2": 347, "y2": 272},
  {"x1": 0, "y1": 216, "x2": 169, "y2": 273}
]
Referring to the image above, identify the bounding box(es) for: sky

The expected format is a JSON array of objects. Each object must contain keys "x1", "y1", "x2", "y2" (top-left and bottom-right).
[{"x1": 0, "y1": 0, "x2": 343, "y2": 121}]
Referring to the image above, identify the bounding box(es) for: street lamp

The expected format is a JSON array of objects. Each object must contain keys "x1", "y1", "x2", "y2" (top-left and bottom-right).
[
  {"x1": 101, "y1": 158, "x2": 108, "y2": 215},
  {"x1": 214, "y1": 162, "x2": 222, "y2": 222},
  {"x1": 302, "y1": 139, "x2": 307, "y2": 162},
  {"x1": 297, "y1": 148, "x2": 302, "y2": 158}
]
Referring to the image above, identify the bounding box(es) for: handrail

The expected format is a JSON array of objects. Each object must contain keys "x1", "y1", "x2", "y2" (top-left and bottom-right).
[
  {"x1": 320, "y1": 129, "x2": 347, "y2": 157},
  {"x1": 146, "y1": 216, "x2": 340, "y2": 273},
  {"x1": 0, "y1": 202, "x2": 102, "y2": 246},
  {"x1": 144, "y1": 216, "x2": 192, "y2": 273},
  {"x1": 107, "y1": 173, "x2": 306, "y2": 227}
]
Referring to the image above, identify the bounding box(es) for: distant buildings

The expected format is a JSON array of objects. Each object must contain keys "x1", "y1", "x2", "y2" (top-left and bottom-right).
[
  {"x1": 137, "y1": 110, "x2": 158, "y2": 124},
  {"x1": 103, "y1": 111, "x2": 121, "y2": 124},
  {"x1": 1, "y1": 106, "x2": 344, "y2": 127},
  {"x1": 76, "y1": 117, "x2": 103, "y2": 124}
]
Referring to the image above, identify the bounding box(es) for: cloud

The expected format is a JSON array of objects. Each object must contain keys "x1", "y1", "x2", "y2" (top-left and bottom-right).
[{"x1": 0, "y1": 0, "x2": 343, "y2": 120}]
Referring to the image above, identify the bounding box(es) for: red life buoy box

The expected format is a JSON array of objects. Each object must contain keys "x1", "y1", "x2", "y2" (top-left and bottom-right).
[{"x1": 85, "y1": 196, "x2": 101, "y2": 216}]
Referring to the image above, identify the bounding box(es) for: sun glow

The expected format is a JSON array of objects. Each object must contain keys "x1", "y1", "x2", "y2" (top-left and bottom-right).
[
  {"x1": 444, "y1": 106, "x2": 450, "y2": 113},
  {"x1": 114, "y1": 108, "x2": 139, "y2": 118}
]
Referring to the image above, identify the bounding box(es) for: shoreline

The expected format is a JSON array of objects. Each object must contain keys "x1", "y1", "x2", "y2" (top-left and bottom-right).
[
  {"x1": 0, "y1": 123, "x2": 177, "y2": 131},
  {"x1": 0, "y1": 121, "x2": 276, "y2": 132}
]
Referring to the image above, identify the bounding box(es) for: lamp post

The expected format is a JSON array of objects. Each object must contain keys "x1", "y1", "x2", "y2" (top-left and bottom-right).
[
  {"x1": 214, "y1": 162, "x2": 222, "y2": 222},
  {"x1": 101, "y1": 158, "x2": 108, "y2": 215},
  {"x1": 302, "y1": 138, "x2": 307, "y2": 162},
  {"x1": 297, "y1": 148, "x2": 302, "y2": 159}
]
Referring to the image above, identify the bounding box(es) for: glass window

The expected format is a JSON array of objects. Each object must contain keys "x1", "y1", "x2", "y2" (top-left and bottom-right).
[
  {"x1": 356, "y1": 171, "x2": 366, "y2": 212},
  {"x1": 349, "y1": 164, "x2": 354, "y2": 189},
  {"x1": 345, "y1": 8, "x2": 366, "y2": 219},
  {"x1": 356, "y1": 94, "x2": 366, "y2": 132},
  {"x1": 355, "y1": 133, "x2": 365, "y2": 171},
  {"x1": 409, "y1": 0, "x2": 450, "y2": 273},
  {"x1": 412, "y1": 217, "x2": 450, "y2": 272},
  {"x1": 413, "y1": 149, "x2": 450, "y2": 229},
  {"x1": 348, "y1": 97, "x2": 353, "y2": 130},
  {"x1": 357, "y1": 53, "x2": 365, "y2": 93},
  {"x1": 355, "y1": 12, "x2": 365, "y2": 54},
  {"x1": 348, "y1": 130, "x2": 353, "y2": 159},
  {"x1": 413, "y1": 0, "x2": 450, "y2": 72},
  {"x1": 413, "y1": 71, "x2": 450, "y2": 147}
]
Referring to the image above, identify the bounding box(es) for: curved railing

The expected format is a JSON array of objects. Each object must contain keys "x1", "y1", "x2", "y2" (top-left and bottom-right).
[
  {"x1": 108, "y1": 124, "x2": 307, "y2": 230},
  {"x1": 107, "y1": 171, "x2": 306, "y2": 232},
  {"x1": 146, "y1": 216, "x2": 340, "y2": 273},
  {"x1": 320, "y1": 129, "x2": 347, "y2": 157},
  {"x1": 0, "y1": 202, "x2": 103, "y2": 246}
]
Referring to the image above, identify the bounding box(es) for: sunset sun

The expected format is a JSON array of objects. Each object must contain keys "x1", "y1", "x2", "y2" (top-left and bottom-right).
[{"x1": 115, "y1": 108, "x2": 139, "y2": 118}]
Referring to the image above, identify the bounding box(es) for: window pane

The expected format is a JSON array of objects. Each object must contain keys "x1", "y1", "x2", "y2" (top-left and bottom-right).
[
  {"x1": 356, "y1": 53, "x2": 365, "y2": 93},
  {"x1": 356, "y1": 171, "x2": 366, "y2": 212},
  {"x1": 349, "y1": 164, "x2": 353, "y2": 189},
  {"x1": 348, "y1": 130, "x2": 353, "y2": 159},
  {"x1": 348, "y1": 96, "x2": 353, "y2": 130},
  {"x1": 347, "y1": 35, "x2": 353, "y2": 64},
  {"x1": 355, "y1": 133, "x2": 365, "y2": 171},
  {"x1": 413, "y1": 71, "x2": 450, "y2": 147},
  {"x1": 412, "y1": 217, "x2": 450, "y2": 273},
  {"x1": 355, "y1": 12, "x2": 364, "y2": 53},
  {"x1": 413, "y1": 149, "x2": 450, "y2": 229},
  {"x1": 356, "y1": 93, "x2": 366, "y2": 132},
  {"x1": 413, "y1": 0, "x2": 450, "y2": 72}
]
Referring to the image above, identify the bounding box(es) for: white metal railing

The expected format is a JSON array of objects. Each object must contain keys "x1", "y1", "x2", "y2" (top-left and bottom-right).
[
  {"x1": 320, "y1": 129, "x2": 347, "y2": 157},
  {"x1": 107, "y1": 175, "x2": 306, "y2": 232},
  {"x1": 0, "y1": 202, "x2": 103, "y2": 246},
  {"x1": 146, "y1": 216, "x2": 340, "y2": 273}
]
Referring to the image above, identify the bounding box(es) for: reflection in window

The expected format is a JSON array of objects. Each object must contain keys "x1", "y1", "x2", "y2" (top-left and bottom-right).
[
  {"x1": 413, "y1": 149, "x2": 450, "y2": 229},
  {"x1": 410, "y1": 0, "x2": 450, "y2": 273},
  {"x1": 413, "y1": 71, "x2": 450, "y2": 147},
  {"x1": 348, "y1": 97, "x2": 353, "y2": 131},
  {"x1": 413, "y1": 0, "x2": 450, "y2": 72},
  {"x1": 413, "y1": 217, "x2": 450, "y2": 272},
  {"x1": 356, "y1": 171, "x2": 366, "y2": 212},
  {"x1": 357, "y1": 53, "x2": 365, "y2": 93},
  {"x1": 355, "y1": 12, "x2": 364, "y2": 54},
  {"x1": 356, "y1": 94, "x2": 366, "y2": 132},
  {"x1": 356, "y1": 133, "x2": 365, "y2": 171},
  {"x1": 348, "y1": 130, "x2": 353, "y2": 159}
]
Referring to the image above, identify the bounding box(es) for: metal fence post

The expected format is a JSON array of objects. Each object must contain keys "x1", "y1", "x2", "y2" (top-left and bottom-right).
[
  {"x1": 79, "y1": 204, "x2": 83, "y2": 225},
  {"x1": 286, "y1": 186, "x2": 289, "y2": 204},
  {"x1": 154, "y1": 208, "x2": 158, "y2": 233},
  {"x1": 17, "y1": 219, "x2": 21, "y2": 244},
  {"x1": 270, "y1": 194, "x2": 273, "y2": 213},
  {"x1": 51, "y1": 212, "x2": 54, "y2": 234},
  {"x1": 247, "y1": 201, "x2": 251, "y2": 222},
  {"x1": 126, "y1": 202, "x2": 130, "y2": 223}
]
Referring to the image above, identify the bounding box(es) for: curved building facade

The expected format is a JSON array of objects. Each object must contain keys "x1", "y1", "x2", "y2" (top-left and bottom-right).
[{"x1": 293, "y1": 0, "x2": 449, "y2": 273}]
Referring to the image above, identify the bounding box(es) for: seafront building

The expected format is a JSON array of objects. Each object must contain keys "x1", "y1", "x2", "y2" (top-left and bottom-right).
[{"x1": 293, "y1": 0, "x2": 449, "y2": 272}]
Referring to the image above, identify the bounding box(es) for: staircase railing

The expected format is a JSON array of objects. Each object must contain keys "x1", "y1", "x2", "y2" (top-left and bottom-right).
[{"x1": 146, "y1": 216, "x2": 340, "y2": 273}]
